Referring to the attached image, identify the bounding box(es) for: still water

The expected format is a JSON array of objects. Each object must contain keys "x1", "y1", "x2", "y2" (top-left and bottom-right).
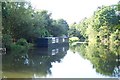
[{"x1": 2, "y1": 43, "x2": 120, "y2": 78}]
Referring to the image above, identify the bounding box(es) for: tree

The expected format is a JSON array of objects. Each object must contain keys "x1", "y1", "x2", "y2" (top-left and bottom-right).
[
  {"x1": 51, "y1": 19, "x2": 69, "y2": 36},
  {"x1": 93, "y1": 6, "x2": 119, "y2": 31},
  {"x1": 2, "y1": 2, "x2": 34, "y2": 40}
]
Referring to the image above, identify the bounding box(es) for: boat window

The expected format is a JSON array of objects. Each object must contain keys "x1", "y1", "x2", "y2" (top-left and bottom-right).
[
  {"x1": 56, "y1": 38, "x2": 59, "y2": 43},
  {"x1": 63, "y1": 38, "x2": 65, "y2": 42},
  {"x1": 52, "y1": 38, "x2": 55, "y2": 43}
]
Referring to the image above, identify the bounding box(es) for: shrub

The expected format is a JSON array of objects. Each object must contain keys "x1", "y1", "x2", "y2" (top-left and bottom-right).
[
  {"x1": 16, "y1": 38, "x2": 33, "y2": 49},
  {"x1": 16, "y1": 38, "x2": 28, "y2": 46},
  {"x1": 10, "y1": 43, "x2": 27, "y2": 55},
  {"x1": 10, "y1": 38, "x2": 33, "y2": 55}
]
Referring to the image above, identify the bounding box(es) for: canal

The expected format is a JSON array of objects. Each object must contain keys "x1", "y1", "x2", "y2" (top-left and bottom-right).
[{"x1": 2, "y1": 43, "x2": 120, "y2": 78}]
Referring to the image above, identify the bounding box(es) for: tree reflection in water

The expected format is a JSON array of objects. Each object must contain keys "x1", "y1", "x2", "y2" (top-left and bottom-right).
[
  {"x1": 2, "y1": 44, "x2": 69, "y2": 78},
  {"x1": 70, "y1": 42, "x2": 120, "y2": 77}
]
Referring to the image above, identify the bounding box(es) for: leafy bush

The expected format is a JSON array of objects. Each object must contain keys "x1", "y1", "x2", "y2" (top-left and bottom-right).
[
  {"x1": 16, "y1": 38, "x2": 28, "y2": 47},
  {"x1": 10, "y1": 43, "x2": 27, "y2": 55},
  {"x1": 10, "y1": 38, "x2": 33, "y2": 55},
  {"x1": 16, "y1": 38, "x2": 33, "y2": 49}
]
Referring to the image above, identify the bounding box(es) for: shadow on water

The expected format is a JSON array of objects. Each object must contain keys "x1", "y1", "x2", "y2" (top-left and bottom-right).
[
  {"x1": 2, "y1": 44, "x2": 69, "y2": 78},
  {"x1": 70, "y1": 42, "x2": 120, "y2": 78}
]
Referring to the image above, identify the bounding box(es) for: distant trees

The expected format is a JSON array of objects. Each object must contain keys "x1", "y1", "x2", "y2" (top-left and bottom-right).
[
  {"x1": 69, "y1": 2, "x2": 120, "y2": 77},
  {"x1": 69, "y1": 4, "x2": 120, "y2": 44},
  {"x1": 51, "y1": 19, "x2": 69, "y2": 36},
  {"x1": 68, "y1": 23, "x2": 85, "y2": 41}
]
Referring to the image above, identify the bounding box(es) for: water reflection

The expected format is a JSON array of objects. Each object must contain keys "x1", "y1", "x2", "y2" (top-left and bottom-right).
[
  {"x1": 2, "y1": 44, "x2": 69, "y2": 78},
  {"x1": 2, "y1": 42, "x2": 120, "y2": 78},
  {"x1": 70, "y1": 43, "x2": 120, "y2": 77}
]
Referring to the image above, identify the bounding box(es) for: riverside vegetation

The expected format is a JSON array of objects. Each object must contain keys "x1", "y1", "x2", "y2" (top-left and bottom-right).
[
  {"x1": 1, "y1": 1, "x2": 120, "y2": 78},
  {"x1": 2, "y1": 1, "x2": 120, "y2": 64}
]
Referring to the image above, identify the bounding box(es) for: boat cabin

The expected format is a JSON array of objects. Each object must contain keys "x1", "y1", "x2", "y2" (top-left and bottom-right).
[{"x1": 35, "y1": 37, "x2": 69, "y2": 47}]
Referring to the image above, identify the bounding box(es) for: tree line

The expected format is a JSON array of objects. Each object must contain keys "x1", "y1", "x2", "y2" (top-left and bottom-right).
[
  {"x1": 69, "y1": 2, "x2": 120, "y2": 77},
  {"x1": 2, "y1": 2, "x2": 69, "y2": 51},
  {"x1": 69, "y1": 3, "x2": 120, "y2": 45},
  {"x1": 2, "y1": 1, "x2": 120, "y2": 53}
]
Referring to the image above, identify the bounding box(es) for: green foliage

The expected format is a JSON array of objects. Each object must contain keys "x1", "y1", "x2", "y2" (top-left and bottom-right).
[
  {"x1": 10, "y1": 43, "x2": 28, "y2": 55},
  {"x1": 16, "y1": 38, "x2": 28, "y2": 46},
  {"x1": 2, "y1": 35, "x2": 33, "y2": 55},
  {"x1": 117, "y1": 1, "x2": 120, "y2": 13},
  {"x1": 2, "y1": 34, "x2": 12, "y2": 49},
  {"x1": 69, "y1": 5, "x2": 120, "y2": 75},
  {"x1": 2, "y1": 2, "x2": 34, "y2": 39},
  {"x1": 2, "y1": 1, "x2": 70, "y2": 56},
  {"x1": 110, "y1": 29, "x2": 120, "y2": 45},
  {"x1": 68, "y1": 23, "x2": 85, "y2": 41},
  {"x1": 86, "y1": 25, "x2": 98, "y2": 44},
  {"x1": 69, "y1": 37, "x2": 79, "y2": 43},
  {"x1": 93, "y1": 6, "x2": 119, "y2": 31},
  {"x1": 76, "y1": 18, "x2": 89, "y2": 38},
  {"x1": 70, "y1": 4, "x2": 120, "y2": 45},
  {"x1": 10, "y1": 38, "x2": 33, "y2": 55},
  {"x1": 51, "y1": 19, "x2": 69, "y2": 36},
  {"x1": 16, "y1": 38, "x2": 33, "y2": 49},
  {"x1": 2, "y1": 2, "x2": 69, "y2": 44}
]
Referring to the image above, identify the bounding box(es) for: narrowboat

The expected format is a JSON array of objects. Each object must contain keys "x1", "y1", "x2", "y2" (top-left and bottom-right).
[{"x1": 35, "y1": 37, "x2": 69, "y2": 47}]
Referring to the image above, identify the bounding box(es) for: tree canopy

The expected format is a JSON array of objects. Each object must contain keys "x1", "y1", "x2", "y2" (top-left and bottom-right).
[{"x1": 2, "y1": 2, "x2": 69, "y2": 41}]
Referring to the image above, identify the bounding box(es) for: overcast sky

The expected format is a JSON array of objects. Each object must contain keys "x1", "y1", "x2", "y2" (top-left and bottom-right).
[{"x1": 29, "y1": 0, "x2": 118, "y2": 24}]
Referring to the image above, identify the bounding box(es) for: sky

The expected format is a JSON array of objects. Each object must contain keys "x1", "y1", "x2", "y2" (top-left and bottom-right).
[{"x1": 29, "y1": 0, "x2": 119, "y2": 24}]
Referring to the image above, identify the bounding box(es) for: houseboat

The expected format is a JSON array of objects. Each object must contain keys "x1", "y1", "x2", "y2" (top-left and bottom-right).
[{"x1": 35, "y1": 37, "x2": 69, "y2": 47}]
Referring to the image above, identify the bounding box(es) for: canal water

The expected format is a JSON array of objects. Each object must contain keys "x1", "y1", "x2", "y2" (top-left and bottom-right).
[{"x1": 2, "y1": 43, "x2": 120, "y2": 78}]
